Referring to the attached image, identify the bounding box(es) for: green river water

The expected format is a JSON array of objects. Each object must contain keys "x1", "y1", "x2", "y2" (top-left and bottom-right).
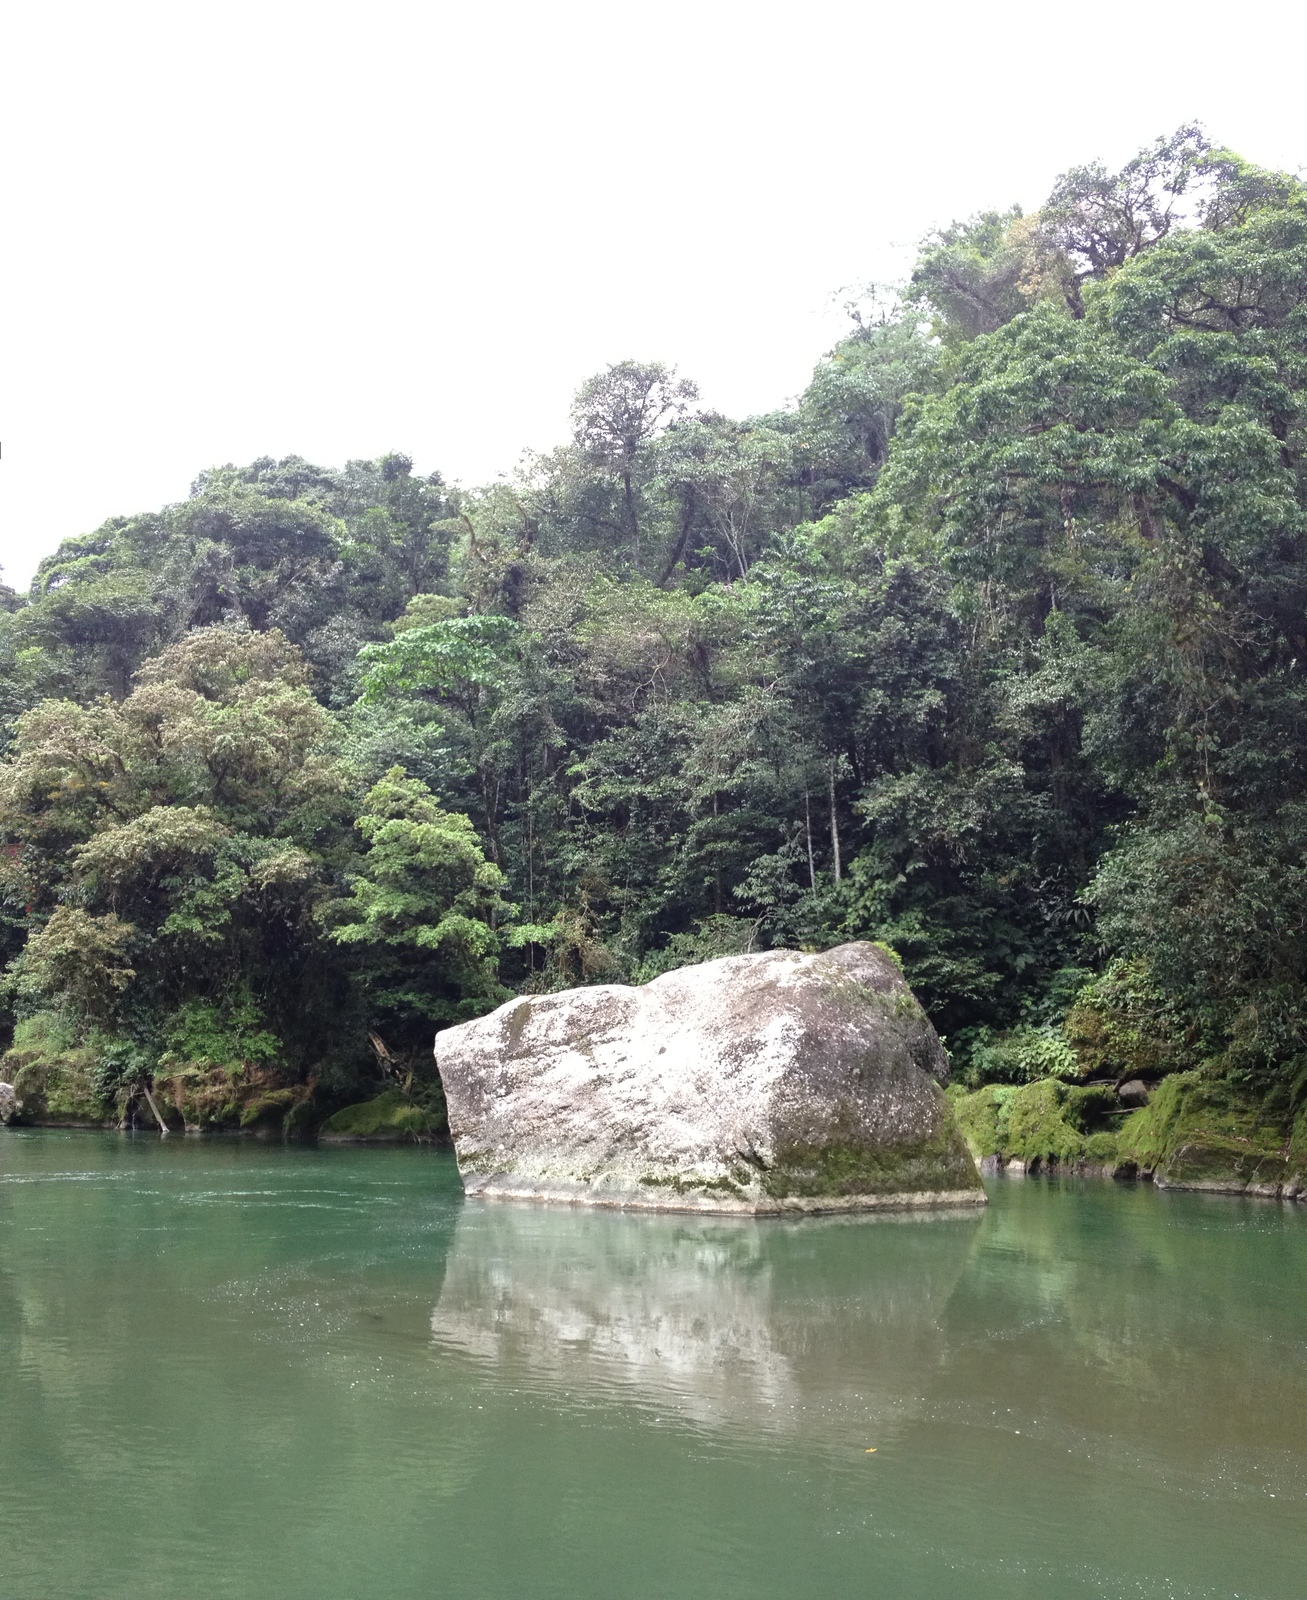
[{"x1": 1, "y1": 1131, "x2": 1304, "y2": 1599}]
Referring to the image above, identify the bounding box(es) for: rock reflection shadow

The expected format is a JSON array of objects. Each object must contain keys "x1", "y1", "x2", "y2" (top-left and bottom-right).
[{"x1": 430, "y1": 1200, "x2": 982, "y2": 1438}]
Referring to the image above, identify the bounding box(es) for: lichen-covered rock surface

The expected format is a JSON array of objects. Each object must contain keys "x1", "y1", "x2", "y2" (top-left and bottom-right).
[{"x1": 435, "y1": 941, "x2": 984, "y2": 1213}]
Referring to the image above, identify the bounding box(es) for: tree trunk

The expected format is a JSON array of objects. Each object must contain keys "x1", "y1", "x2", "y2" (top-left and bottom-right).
[
  {"x1": 828, "y1": 761, "x2": 842, "y2": 885},
  {"x1": 140, "y1": 1082, "x2": 169, "y2": 1135},
  {"x1": 657, "y1": 488, "x2": 696, "y2": 587},
  {"x1": 713, "y1": 791, "x2": 723, "y2": 913},
  {"x1": 623, "y1": 470, "x2": 639, "y2": 564}
]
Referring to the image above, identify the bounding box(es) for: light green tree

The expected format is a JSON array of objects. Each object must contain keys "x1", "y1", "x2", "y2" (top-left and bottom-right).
[{"x1": 331, "y1": 767, "x2": 513, "y2": 1037}]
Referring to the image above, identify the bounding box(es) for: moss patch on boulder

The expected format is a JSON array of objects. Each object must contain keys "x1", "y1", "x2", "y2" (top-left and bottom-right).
[
  {"x1": 763, "y1": 1112, "x2": 982, "y2": 1200},
  {"x1": 317, "y1": 1089, "x2": 445, "y2": 1142}
]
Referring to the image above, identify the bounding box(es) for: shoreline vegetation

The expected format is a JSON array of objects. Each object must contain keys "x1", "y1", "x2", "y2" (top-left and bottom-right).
[
  {"x1": 6, "y1": 1074, "x2": 1304, "y2": 1205},
  {"x1": 5, "y1": 128, "x2": 1307, "y2": 1202}
]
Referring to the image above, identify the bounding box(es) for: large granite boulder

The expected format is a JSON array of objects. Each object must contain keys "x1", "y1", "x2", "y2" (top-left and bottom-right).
[{"x1": 435, "y1": 941, "x2": 984, "y2": 1213}]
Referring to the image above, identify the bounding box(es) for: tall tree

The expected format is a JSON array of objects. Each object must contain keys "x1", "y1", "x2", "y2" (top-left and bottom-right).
[{"x1": 571, "y1": 361, "x2": 699, "y2": 565}]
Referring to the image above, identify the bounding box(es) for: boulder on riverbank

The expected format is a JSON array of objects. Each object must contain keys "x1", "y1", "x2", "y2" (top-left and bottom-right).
[
  {"x1": 434, "y1": 941, "x2": 985, "y2": 1213},
  {"x1": 1, "y1": 1020, "x2": 111, "y2": 1126},
  {"x1": 0, "y1": 1081, "x2": 17, "y2": 1125}
]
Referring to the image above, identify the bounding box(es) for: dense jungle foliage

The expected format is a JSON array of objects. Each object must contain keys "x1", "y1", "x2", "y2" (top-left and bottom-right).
[{"x1": 3, "y1": 127, "x2": 1307, "y2": 1138}]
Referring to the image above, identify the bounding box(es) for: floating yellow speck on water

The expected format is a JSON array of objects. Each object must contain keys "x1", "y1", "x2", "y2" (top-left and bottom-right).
[{"x1": 865, "y1": 1448, "x2": 877, "y2": 1453}]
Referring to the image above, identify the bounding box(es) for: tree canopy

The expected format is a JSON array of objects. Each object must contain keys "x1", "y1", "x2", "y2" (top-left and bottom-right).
[{"x1": 4, "y1": 128, "x2": 1306, "y2": 1131}]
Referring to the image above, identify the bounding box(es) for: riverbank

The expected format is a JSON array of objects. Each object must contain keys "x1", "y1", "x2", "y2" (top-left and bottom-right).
[
  {"x1": 0, "y1": 1018, "x2": 450, "y2": 1141},
  {"x1": 8, "y1": 1056, "x2": 1307, "y2": 1198},
  {"x1": 950, "y1": 1072, "x2": 1307, "y2": 1200},
  {"x1": 0, "y1": 1069, "x2": 447, "y2": 1145}
]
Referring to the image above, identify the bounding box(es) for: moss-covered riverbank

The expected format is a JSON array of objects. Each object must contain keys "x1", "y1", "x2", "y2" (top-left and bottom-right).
[
  {"x1": 949, "y1": 1073, "x2": 1307, "y2": 1199},
  {"x1": 0, "y1": 1022, "x2": 446, "y2": 1144}
]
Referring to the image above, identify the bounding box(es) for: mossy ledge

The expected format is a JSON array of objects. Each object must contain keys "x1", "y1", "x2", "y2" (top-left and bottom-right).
[
  {"x1": 950, "y1": 1073, "x2": 1307, "y2": 1199},
  {"x1": 1117, "y1": 1073, "x2": 1306, "y2": 1197},
  {"x1": 950, "y1": 1079, "x2": 1119, "y2": 1174},
  {"x1": 317, "y1": 1089, "x2": 445, "y2": 1143}
]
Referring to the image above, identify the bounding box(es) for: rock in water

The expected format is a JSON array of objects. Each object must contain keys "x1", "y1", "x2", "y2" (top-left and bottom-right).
[
  {"x1": 0, "y1": 1082, "x2": 17, "y2": 1125},
  {"x1": 435, "y1": 942, "x2": 985, "y2": 1213}
]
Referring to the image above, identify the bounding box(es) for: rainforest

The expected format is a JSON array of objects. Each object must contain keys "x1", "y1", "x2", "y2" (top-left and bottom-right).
[{"x1": 3, "y1": 128, "x2": 1306, "y2": 1186}]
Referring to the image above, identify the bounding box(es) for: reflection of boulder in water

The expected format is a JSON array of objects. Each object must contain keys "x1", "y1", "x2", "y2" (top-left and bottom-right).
[{"x1": 430, "y1": 1202, "x2": 981, "y2": 1435}]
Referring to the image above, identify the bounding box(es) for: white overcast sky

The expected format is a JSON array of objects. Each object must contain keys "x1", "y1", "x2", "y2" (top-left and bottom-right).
[{"x1": 3, "y1": 0, "x2": 1305, "y2": 589}]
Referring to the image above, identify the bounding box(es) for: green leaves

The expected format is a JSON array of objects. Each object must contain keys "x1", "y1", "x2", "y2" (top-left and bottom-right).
[
  {"x1": 330, "y1": 768, "x2": 511, "y2": 1027},
  {"x1": 9, "y1": 908, "x2": 137, "y2": 1023},
  {"x1": 4, "y1": 130, "x2": 1307, "y2": 1115},
  {"x1": 866, "y1": 145, "x2": 1307, "y2": 1087},
  {"x1": 0, "y1": 626, "x2": 355, "y2": 1078},
  {"x1": 356, "y1": 614, "x2": 519, "y2": 703}
]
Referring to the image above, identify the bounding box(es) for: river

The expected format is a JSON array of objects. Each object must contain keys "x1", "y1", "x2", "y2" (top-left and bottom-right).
[{"x1": 1, "y1": 1130, "x2": 1304, "y2": 1599}]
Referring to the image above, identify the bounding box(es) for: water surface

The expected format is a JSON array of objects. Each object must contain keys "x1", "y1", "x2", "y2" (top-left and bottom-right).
[{"x1": 1, "y1": 1131, "x2": 1304, "y2": 1599}]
